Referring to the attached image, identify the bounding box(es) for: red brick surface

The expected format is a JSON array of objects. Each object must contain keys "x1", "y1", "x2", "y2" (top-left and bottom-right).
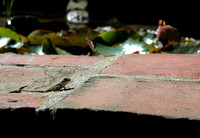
[
  {"x1": 0, "y1": 53, "x2": 200, "y2": 120},
  {"x1": 0, "y1": 66, "x2": 47, "y2": 93},
  {"x1": 54, "y1": 77, "x2": 200, "y2": 119},
  {"x1": 102, "y1": 54, "x2": 200, "y2": 79},
  {"x1": 0, "y1": 93, "x2": 45, "y2": 109},
  {"x1": 0, "y1": 53, "x2": 104, "y2": 67}
]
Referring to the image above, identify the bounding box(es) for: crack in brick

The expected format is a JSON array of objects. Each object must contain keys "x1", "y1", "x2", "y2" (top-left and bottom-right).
[{"x1": 9, "y1": 85, "x2": 28, "y2": 93}]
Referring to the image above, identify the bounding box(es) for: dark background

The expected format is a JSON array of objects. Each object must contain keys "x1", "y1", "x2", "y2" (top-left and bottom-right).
[
  {"x1": 0, "y1": 0, "x2": 199, "y2": 38},
  {"x1": 87, "y1": 0, "x2": 200, "y2": 38},
  {"x1": 0, "y1": 108, "x2": 199, "y2": 137}
]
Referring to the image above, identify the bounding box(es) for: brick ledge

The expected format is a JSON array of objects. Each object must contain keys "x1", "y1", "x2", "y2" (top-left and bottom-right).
[{"x1": 0, "y1": 53, "x2": 200, "y2": 121}]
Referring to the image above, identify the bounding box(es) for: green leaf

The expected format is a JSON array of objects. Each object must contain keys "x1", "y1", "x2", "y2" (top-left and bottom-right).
[
  {"x1": 165, "y1": 42, "x2": 200, "y2": 54},
  {"x1": 42, "y1": 38, "x2": 59, "y2": 55},
  {"x1": 16, "y1": 47, "x2": 36, "y2": 54},
  {"x1": 146, "y1": 44, "x2": 161, "y2": 53},
  {"x1": 0, "y1": 27, "x2": 28, "y2": 43},
  {"x1": 94, "y1": 38, "x2": 149, "y2": 57},
  {"x1": 42, "y1": 38, "x2": 72, "y2": 55},
  {"x1": 0, "y1": 46, "x2": 18, "y2": 54},
  {"x1": 97, "y1": 28, "x2": 138, "y2": 45},
  {"x1": 0, "y1": 45, "x2": 36, "y2": 55},
  {"x1": 28, "y1": 30, "x2": 56, "y2": 45},
  {"x1": 0, "y1": 37, "x2": 11, "y2": 48},
  {"x1": 23, "y1": 44, "x2": 44, "y2": 55},
  {"x1": 54, "y1": 27, "x2": 99, "y2": 48},
  {"x1": 54, "y1": 47, "x2": 72, "y2": 55},
  {"x1": 28, "y1": 28, "x2": 99, "y2": 49}
]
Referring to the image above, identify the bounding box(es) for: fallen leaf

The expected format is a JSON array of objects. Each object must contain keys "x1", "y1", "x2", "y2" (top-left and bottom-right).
[
  {"x1": 28, "y1": 28, "x2": 99, "y2": 49},
  {"x1": 0, "y1": 45, "x2": 35, "y2": 54},
  {"x1": 42, "y1": 38, "x2": 72, "y2": 55},
  {"x1": 163, "y1": 42, "x2": 200, "y2": 54},
  {"x1": 94, "y1": 38, "x2": 149, "y2": 56},
  {"x1": 55, "y1": 27, "x2": 99, "y2": 48},
  {"x1": 0, "y1": 27, "x2": 28, "y2": 43},
  {"x1": 97, "y1": 27, "x2": 138, "y2": 45},
  {"x1": 28, "y1": 30, "x2": 59, "y2": 45}
]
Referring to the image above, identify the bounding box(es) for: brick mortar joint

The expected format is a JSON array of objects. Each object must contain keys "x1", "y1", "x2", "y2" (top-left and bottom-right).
[
  {"x1": 36, "y1": 56, "x2": 118, "y2": 111},
  {"x1": 96, "y1": 74, "x2": 200, "y2": 82},
  {"x1": 36, "y1": 55, "x2": 200, "y2": 111}
]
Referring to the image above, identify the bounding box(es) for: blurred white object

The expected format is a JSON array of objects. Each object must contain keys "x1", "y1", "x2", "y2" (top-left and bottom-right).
[
  {"x1": 66, "y1": 0, "x2": 89, "y2": 29},
  {"x1": 66, "y1": 10, "x2": 89, "y2": 24},
  {"x1": 67, "y1": 0, "x2": 88, "y2": 11}
]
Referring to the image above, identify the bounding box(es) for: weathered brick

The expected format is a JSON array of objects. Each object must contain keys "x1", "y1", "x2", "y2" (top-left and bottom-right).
[
  {"x1": 0, "y1": 53, "x2": 105, "y2": 67},
  {"x1": 53, "y1": 77, "x2": 200, "y2": 120},
  {"x1": 1, "y1": 53, "x2": 200, "y2": 121},
  {"x1": 102, "y1": 54, "x2": 200, "y2": 79},
  {"x1": 0, "y1": 66, "x2": 47, "y2": 93},
  {"x1": 0, "y1": 93, "x2": 45, "y2": 109},
  {"x1": 0, "y1": 65, "x2": 78, "y2": 93}
]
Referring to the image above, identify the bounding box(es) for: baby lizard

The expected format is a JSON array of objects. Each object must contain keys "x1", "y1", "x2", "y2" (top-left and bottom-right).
[{"x1": 45, "y1": 78, "x2": 71, "y2": 92}]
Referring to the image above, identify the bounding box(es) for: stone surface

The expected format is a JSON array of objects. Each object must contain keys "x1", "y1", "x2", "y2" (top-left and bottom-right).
[
  {"x1": 0, "y1": 53, "x2": 200, "y2": 121},
  {"x1": 0, "y1": 93, "x2": 45, "y2": 109},
  {"x1": 0, "y1": 53, "x2": 104, "y2": 67},
  {"x1": 53, "y1": 76, "x2": 200, "y2": 120},
  {"x1": 0, "y1": 66, "x2": 46, "y2": 93},
  {"x1": 0, "y1": 65, "x2": 78, "y2": 93},
  {"x1": 102, "y1": 54, "x2": 200, "y2": 79}
]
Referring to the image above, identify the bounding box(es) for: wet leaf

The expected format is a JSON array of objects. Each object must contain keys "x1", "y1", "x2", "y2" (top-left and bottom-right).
[
  {"x1": 94, "y1": 38, "x2": 149, "y2": 56},
  {"x1": 28, "y1": 28, "x2": 99, "y2": 49},
  {"x1": 54, "y1": 47, "x2": 72, "y2": 55},
  {"x1": 28, "y1": 30, "x2": 58, "y2": 45},
  {"x1": 0, "y1": 37, "x2": 11, "y2": 48},
  {"x1": 55, "y1": 27, "x2": 99, "y2": 48},
  {"x1": 0, "y1": 46, "x2": 18, "y2": 54},
  {"x1": 164, "y1": 42, "x2": 200, "y2": 54},
  {"x1": 1, "y1": 25, "x2": 199, "y2": 56},
  {"x1": 42, "y1": 39, "x2": 58, "y2": 55},
  {"x1": 0, "y1": 45, "x2": 35, "y2": 54},
  {"x1": 97, "y1": 28, "x2": 139, "y2": 45},
  {"x1": 42, "y1": 38, "x2": 72, "y2": 55},
  {"x1": 23, "y1": 44, "x2": 44, "y2": 55},
  {"x1": 0, "y1": 27, "x2": 28, "y2": 43},
  {"x1": 146, "y1": 44, "x2": 161, "y2": 53},
  {"x1": 17, "y1": 47, "x2": 36, "y2": 54}
]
